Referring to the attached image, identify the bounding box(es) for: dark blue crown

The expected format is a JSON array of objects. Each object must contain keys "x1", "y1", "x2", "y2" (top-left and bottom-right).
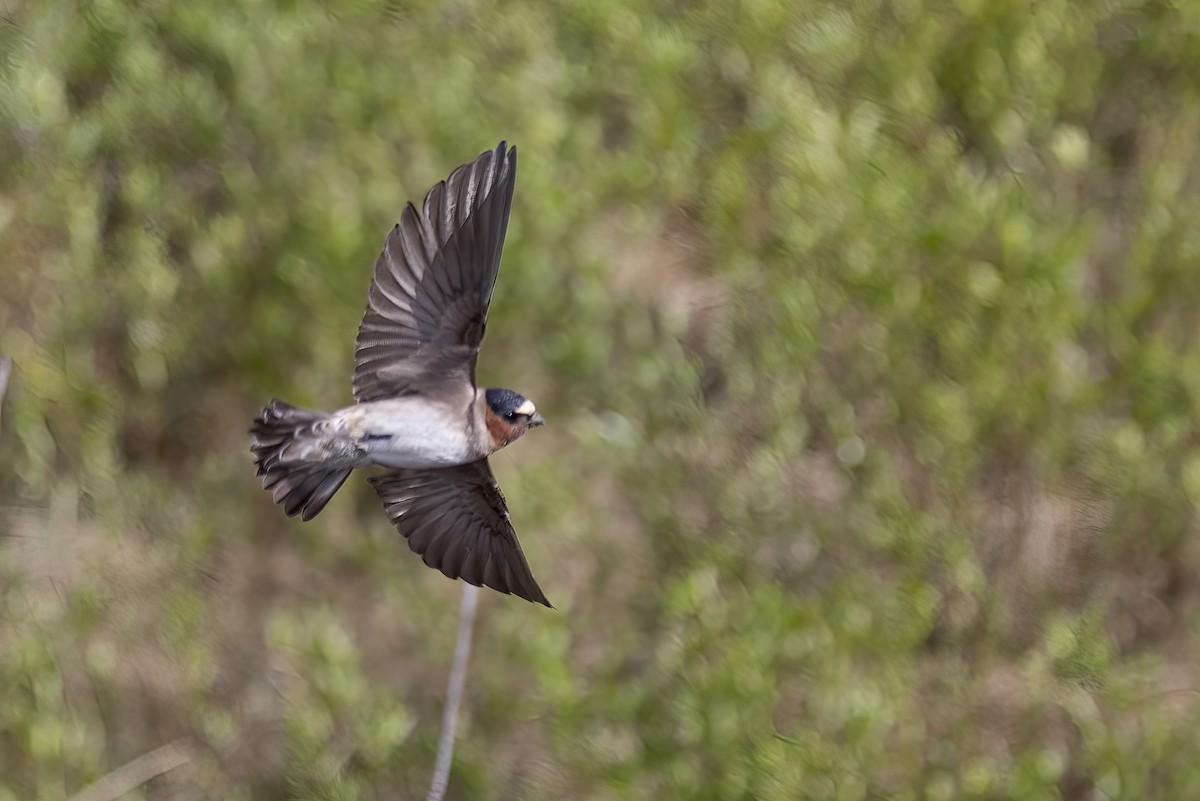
[{"x1": 485, "y1": 388, "x2": 527, "y2": 415}]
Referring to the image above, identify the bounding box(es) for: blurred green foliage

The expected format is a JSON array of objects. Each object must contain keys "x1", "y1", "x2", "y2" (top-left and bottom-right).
[{"x1": 2, "y1": 0, "x2": 1200, "y2": 798}]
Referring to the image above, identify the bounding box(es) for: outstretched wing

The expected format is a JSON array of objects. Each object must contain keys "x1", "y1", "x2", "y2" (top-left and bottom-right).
[
  {"x1": 369, "y1": 459, "x2": 551, "y2": 606},
  {"x1": 354, "y1": 143, "x2": 516, "y2": 402}
]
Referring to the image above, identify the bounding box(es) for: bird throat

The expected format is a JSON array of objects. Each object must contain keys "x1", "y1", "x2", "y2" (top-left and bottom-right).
[{"x1": 483, "y1": 407, "x2": 518, "y2": 451}]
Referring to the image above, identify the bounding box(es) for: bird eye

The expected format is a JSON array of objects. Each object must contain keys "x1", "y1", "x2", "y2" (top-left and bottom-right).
[{"x1": 505, "y1": 411, "x2": 517, "y2": 421}]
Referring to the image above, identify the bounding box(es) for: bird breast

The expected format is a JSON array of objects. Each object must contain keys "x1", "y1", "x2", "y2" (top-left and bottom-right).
[{"x1": 337, "y1": 397, "x2": 481, "y2": 469}]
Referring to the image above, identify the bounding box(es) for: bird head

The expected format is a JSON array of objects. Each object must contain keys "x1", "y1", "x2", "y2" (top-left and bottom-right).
[{"x1": 484, "y1": 387, "x2": 544, "y2": 450}]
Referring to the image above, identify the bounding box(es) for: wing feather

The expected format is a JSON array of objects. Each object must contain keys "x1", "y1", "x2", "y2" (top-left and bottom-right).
[
  {"x1": 369, "y1": 459, "x2": 551, "y2": 606},
  {"x1": 353, "y1": 143, "x2": 516, "y2": 402}
]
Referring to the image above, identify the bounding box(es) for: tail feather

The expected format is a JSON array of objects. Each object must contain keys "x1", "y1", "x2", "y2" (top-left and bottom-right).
[{"x1": 250, "y1": 399, "x2": 352, "y2": 521}]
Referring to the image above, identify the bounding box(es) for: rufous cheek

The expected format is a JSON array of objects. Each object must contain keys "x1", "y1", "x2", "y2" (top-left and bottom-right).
[{"x1": 484, "y1": 409, "x2": 524, "y2": 450}]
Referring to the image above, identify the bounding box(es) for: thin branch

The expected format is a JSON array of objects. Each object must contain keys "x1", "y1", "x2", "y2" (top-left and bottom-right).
[
  {"x1": 426, "y1": 582, "x2": 480, "y2": 801},
  {"x1": 68, "y1": 739, "x2": 192, "y2": 801},
  {"x1": 0, "y1": 355, "x2": 9, "y2": 433}
]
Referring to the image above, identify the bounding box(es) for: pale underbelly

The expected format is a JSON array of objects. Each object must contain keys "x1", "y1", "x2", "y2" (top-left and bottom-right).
[
  {"x1": 367, "y1": 436, "x2": 475, "y2": 469},
  {"x1": 335, "y1": 398, "x2": 478, "y2": 470}
]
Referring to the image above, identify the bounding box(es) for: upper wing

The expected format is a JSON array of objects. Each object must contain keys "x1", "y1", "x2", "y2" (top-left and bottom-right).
[
  {"x1": 368, "y1": 458, "x2": 551, "y2": 607},
  {"x1": 353, "y1": 143, "x2": 517, "y2": 402}
]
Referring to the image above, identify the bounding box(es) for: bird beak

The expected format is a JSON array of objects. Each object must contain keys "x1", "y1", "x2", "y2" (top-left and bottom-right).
[{"x1": 529, "y1": 412, "x2": 545, "y2": 428}]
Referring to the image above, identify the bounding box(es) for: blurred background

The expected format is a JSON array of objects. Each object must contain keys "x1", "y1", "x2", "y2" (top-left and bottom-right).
[{"x1": 2, "y1": 0, "x2": 1200, "y2": 799}]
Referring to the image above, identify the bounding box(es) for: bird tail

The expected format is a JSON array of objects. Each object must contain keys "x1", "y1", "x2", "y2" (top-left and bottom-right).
[{"x1": 250, "y1": 399, "x2": 352, "y2": 521}]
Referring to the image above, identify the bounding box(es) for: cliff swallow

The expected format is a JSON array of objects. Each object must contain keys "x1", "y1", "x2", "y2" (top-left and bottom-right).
[{"x1": 250, "y1": 143, "x2": 550, "y2": 606}]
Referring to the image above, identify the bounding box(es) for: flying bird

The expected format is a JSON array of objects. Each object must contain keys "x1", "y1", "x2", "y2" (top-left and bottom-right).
[{"x1": 250, "y1": 142, "x2": 550, "y2": 606}]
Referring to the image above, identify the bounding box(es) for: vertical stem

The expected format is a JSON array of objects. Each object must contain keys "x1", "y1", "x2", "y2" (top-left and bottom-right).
[
  {"x1": 0, "y1": 356, "x2": 9, "y2": 433},
  {"x1": 426, "y1": 582, "x2": 479, "y2": 801}
]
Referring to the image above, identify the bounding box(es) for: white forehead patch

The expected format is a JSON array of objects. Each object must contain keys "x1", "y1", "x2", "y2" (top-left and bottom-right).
[{"x1": 514, "y1": 400, "x2": 537, "y2": 416}]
